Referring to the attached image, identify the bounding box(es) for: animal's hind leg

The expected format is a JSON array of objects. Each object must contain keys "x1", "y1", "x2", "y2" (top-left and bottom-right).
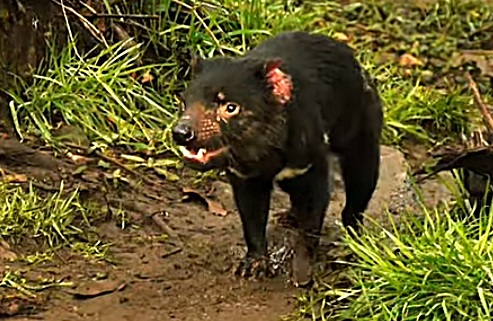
[
  {"x1": 277, "y1": 156, "x2": 331, "y2": 286},
  {"x1": 337, "y1": 71, "x2": 383, "y2": 234},
  {"x1": 338, "y1": 129, "x2": 381, "y2": 234}
]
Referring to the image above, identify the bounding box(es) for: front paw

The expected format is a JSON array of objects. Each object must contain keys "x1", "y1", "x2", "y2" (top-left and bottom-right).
[{"x1": 235, "y1": 256, "x2": 276, "y2": 279}]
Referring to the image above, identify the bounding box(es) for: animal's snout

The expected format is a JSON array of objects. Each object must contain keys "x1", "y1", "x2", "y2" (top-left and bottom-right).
[{"x1": 172, "y1": 121, "x2": 196, "y2": 146}]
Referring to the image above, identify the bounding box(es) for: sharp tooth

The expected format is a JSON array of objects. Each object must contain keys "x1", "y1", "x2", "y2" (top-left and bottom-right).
[
  {"x1": 197, "y1": 148, "x2": 206, "y2": 157},
  {"x1": 178, "y1": 146, "x2": 196, "y2": 158},
  {"x1": 178, "y1": 146, "x2": 190, "y2": 156}
]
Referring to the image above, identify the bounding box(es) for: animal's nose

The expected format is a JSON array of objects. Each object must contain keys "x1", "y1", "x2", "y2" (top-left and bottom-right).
[{"x1": 172, "y1": 122, "x2": 195, "y2": 145}]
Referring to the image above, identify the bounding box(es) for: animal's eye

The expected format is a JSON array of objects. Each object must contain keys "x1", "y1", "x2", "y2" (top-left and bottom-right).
[
  {"x1": 226, "y1": 103, "x2": 238, "y2": 114},
  {"x1": 218, "y1": 102, "x2": 241, "y2": 120}
]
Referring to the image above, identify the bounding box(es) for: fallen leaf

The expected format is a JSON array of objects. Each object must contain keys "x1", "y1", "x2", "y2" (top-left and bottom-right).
[
  {"x1": 182, "y1": 187, "x2": 229, "y2": 216},
  {"x1": 451, "y1": 50, "x2": 493, "y2": 78},
  {"x1": 141, "y1": 70, "x2": 154, "y2": 84},
  {"x1": 69, "y1": 280, "x2": 126, "y2": 300},
  {"x1": 2, "y1": 173, "x2": 27, "y2": 183},
  {"x1": 154, "y1": 158, "x2": 180, "y2": 167},
  {"x1": 399, "y1": 53, "x2": 424, "y2": 67},
  {"x1": 206, "y1": 181, "x2": 236, "y2": 212},
  {"x1": 73, "y1": 165, "x2": 88, "y2": 175},
  {"x1": 96, "y1": 19, "x2": 107, "y2": 33},
  {"x1": 0, "y1": 240, "x2": 17, "y2": 261},
  {"x1": 66, "y1": 152, "x2": 93, "y2": 165},
  {"x1": 0, "y1": 296, "x2": 42, "y2": 317},
  {"x1": 333, "y1": 32, "x2": 349, "y2": 42},
  {"x1": 97, "y1": 159, "x2": 111, "y2": 169},
  {"x1": 403, "y1": 68, "x2": 413, "y2": 77},
  {"x1": 6, "y1": 302, "x2": 20, "y2": 315},
  {"x1": 113, "y1": 24, "x2": 135, "y2": 45},
  {"x1": 376, "y1": 52, "x2": 398, "y2": 65},
  {"x1": 120, "y1": 154, "x2": 147, "y2": 163},
  {"x1": 154, "y1": 168, "x2": 180, "y2": 182}
]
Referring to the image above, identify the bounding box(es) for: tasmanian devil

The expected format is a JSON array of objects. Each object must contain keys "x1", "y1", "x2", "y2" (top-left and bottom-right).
[{"x1": 171, "y1": 31, "x2": 383, "y2": 286}]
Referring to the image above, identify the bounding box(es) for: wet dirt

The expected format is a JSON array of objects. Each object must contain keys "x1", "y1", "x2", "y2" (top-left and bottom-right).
[{"x1": 0, "y1": 139, "x2": 454, "y2": 321}]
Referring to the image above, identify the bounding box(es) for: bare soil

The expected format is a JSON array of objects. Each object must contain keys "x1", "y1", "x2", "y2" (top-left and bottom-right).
[{"x1": 0, "y1": 138, "x2": 453, "y2": 321}]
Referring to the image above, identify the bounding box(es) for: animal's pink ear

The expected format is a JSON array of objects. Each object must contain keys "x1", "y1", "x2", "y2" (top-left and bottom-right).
[
  {"x1": 264, "y1": 59, "x2": 283, "y2": 74},
  {"x1": 264, "y1": 58, "x2": 293, "y2": 106}
]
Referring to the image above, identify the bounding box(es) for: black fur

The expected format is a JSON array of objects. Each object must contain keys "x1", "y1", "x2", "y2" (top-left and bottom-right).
[{"x1": 172, "y1": 31, "x2": 384, "y2": 285}]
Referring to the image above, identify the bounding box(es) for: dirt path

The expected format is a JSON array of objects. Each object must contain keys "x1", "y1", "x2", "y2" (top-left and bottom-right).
[
  {"x1": 20, "y1": 207, "x2": 302, "y2": 321},
  {"x1": 0, "y1": 140, "x2": 452, "y2": 321}
]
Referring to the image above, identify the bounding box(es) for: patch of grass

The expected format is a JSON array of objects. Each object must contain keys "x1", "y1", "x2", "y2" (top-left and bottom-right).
[
  {"x1": 8, "y1": 39, "x2": 179, "y2": 155},
  {"x1": 8, "y1": 0, "x2": 489, "y2": 158},
  {"x1": 377, "y1": 69, "x2": 475, "y2": 146},
  {"x1": 0, "y1": 180, "x2": 109, "y2": 296},
  {"x1": 294, "y1": 174, "x2": 493, "y2": 320},
  {"x1": 1, "y1": 269, "x2": 74, "y2": 298},
  {"x1": 0, "y1": 181, "x2": 106, "y2": 258}
]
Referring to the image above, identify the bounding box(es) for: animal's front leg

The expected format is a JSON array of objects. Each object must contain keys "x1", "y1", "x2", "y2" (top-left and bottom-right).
[
  {"x1": 229, "y1": 174, "x2": 275, "y2": 279},
  {"x1": 277, "y1": 157, "x2": 330, "y2": 287}
]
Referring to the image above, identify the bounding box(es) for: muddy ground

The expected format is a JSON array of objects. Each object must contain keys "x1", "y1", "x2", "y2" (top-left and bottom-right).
[{"x1": 0, "y1": 137, "x2": 454, "y2": 321}]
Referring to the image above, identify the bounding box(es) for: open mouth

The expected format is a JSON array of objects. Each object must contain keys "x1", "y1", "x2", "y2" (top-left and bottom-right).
[{"x1": 178, "y1": 146, "x2": 228, "y2": 164}]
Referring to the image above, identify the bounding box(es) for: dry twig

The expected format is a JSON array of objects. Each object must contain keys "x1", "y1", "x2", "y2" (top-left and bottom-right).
[
  {"x1": 55, "y1": 13, "x2": 160, "y2": 19},
  {"x1": 94, "y1": 150, "x2": 155, "y2": 186},
  {"x1": 413, "y1": 74, "x2": 493, "y2": 183},
  {"x1": 63, "y1": 142, "x2": 156, "y2": 187},
  {"x1": 51, "y1": 0, "x2": 109, "y2": 48},
  {"x1": 150, "y1": 212, "x2": 179, "y2": 240},
  {"x1": 465, "y1": 72, "x2": 493, "y2": 134}
]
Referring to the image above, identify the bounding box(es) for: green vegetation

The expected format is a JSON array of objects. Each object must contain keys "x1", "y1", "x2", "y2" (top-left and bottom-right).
[
  {"x1": 2, "y1": 0, "x2": 493, "y2": 317},
  {"x1": 0, "y1": 181, "x2": 107, "y2": 296},
  {"x1": 347, "y1": 209, "x2": 493, "y2": 321},
  {"x1": 9, "y1": 40, "x2": 177, "y2": 154},
  {"x1": 294, "y1": 174, "x2": 493, "y2": 320},
  {"x1": 8, "y1": 0, "x2": 489, "y2": 153},
  {"x1": 0, "y1": 181, "x2": 106, "y2": 257}
]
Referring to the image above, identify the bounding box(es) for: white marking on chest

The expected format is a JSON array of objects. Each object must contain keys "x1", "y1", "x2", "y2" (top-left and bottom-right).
[
  {"x1": 228, "y1": 167, "x2": 250, "y2": 179},
  {"x1": 274, "y1": 164, "x2": 312, "y2": 181},
  {"x1": 228, "y1": 164, "x2": 313, "y2": 181}
]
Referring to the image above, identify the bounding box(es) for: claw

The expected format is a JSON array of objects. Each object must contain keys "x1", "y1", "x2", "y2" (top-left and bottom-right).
[{"x1": 235, "y1": 256, "x2": 276, "y2": 279}]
